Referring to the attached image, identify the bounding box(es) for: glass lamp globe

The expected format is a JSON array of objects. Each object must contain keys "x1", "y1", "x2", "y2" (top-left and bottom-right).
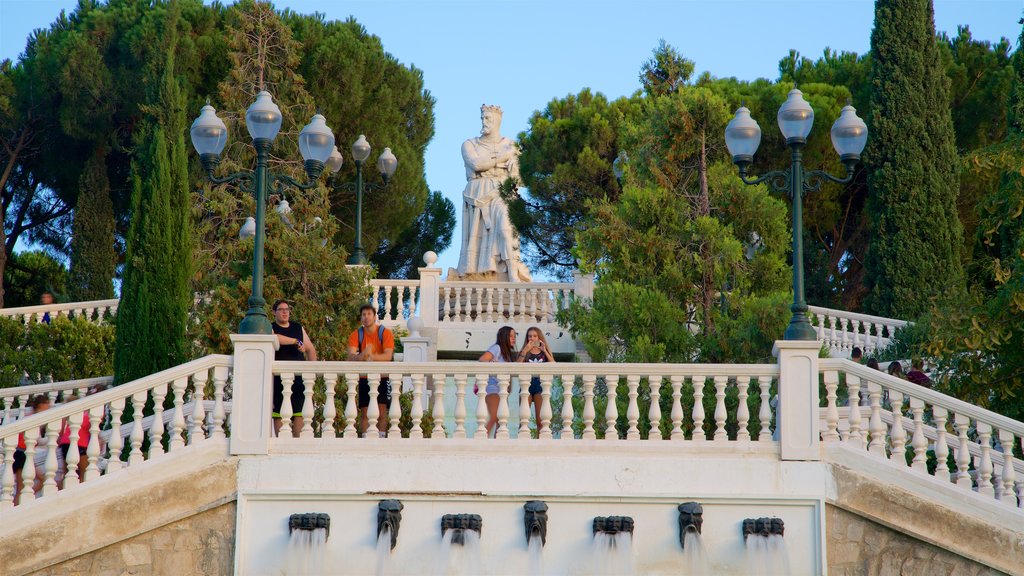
[
  {"x1": 830, "y1": 104, "x2": 868, "y2": 161},
  {"x1": 725, "y1": 106, "x2": 762, "y2": 162},
  {"x1": 325, "y1": 146, "x2": 344, "y2": 174},
  {"x1": 298, "y1": 113, "x2": 336, "y2": 163},
  {"x1": 612, "y1": 152, "x2": 626, "y2": 181},
  {"x1": 377, "y1": 147, "x2": 398, "y2": 179},
  {"x1": 777, "y1": 88, "x2": 814, "y2": 143},
  {"x1": 245, "y1": 91, "x2": 283, "y2": 142},
  {"x1": 352, "y1": 135, "x2": 372, "y2": 164},
  {"x1": 239, "y1": 216, "x2": 256, "y2": 239},
  {"x1": 190, "y1": 104, "x2": 228, "y2": 156}
]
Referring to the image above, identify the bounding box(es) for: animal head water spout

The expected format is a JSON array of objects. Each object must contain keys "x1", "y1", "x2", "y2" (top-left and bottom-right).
[
  {"x1": 377, "y1": 500, "x2": 403, "y2": 550},
  {"x1": 523, "y1": 501, "x2": 549, "y2": 546},
  {"x1": 677, "y1": 502, "x2": 704, "y2": 549}
]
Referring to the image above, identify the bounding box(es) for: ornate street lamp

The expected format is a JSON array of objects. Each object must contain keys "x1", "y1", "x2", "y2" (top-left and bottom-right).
[
  {"x1": 327, "y1": 135, "x2": 398, "y2": 265},
  {"x1": 190, "y1": 91, "x2": 336, "y2": 334},
  {"x1": 725, "y1": 89, "x2": 867, "y2": 340}
]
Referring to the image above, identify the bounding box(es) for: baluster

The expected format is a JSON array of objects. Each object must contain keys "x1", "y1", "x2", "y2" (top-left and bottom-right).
[
  {"x1": 1, "y1": 443, "x2": 14, "y2": 508},
  {"x1": 475, "y1": 374, "x2": 488, "y2": 439},
  {"x1": 518, "y1": 374, "x2": 531, "y2": 440},
  {"x1": 648, "y1": 375, "x2": 663, "y2": 441},
  {"x1": 383, "y1": 286, "x2": 393, "y2": 321},
  {"x1": 387, "y1": 373, "x2": 402, "y2": 439},
  {"x1": 344, "y1": 373, "x2": 358, "y2": 438},
  {"x1": 41, "y1": 422, "x2": 59, "y2": 496},
  {"x1": 458, "y1": 288, "x2": 468, "y2": 321},
  {"x1": 323, "y1": 374, "x2": 338, "y2": 440},
  {"x1": 84, "y1": 406, "x2": 101, "y2": 482},
  {"x1": 605, "y1": 375, "x2": 619, "y2": 440},
  {"x1": 846, "y1": 375, "x2": 863, "y2": 447},
  {"x1": 581, "y1": 374, "x2": 596, "y2": 440},
  {"x1": 107, "y1": 397, "x2": 126, "y2": 472},
  {"x1": 16, "y1": 394, "x2": 28, "y2": 421},
  {"x1": 453, "y1": 373, "x2": 468, "y2": 439},
  {"x1": 828, "y1": 315, "x2": 838, "y2": 350},
  {"x1": 495, "y1": 374, "x2": 510, "y2": 439},
  {"x1": 64, "y1": 411, "x2": 84, "y2": 488},
  {"x1": 188, "y1": 371, "x2": 207, "y2": 445},
  {"x1": 814, "y1": 313, "x2": 826, "y2": 340},
  {"x1": 953, "y1": 413, "x2": 972, "y2": 489},
  {"x1": 280, "y1": 373, "x2": 295, "y2": 437},
  {"x1": 300, "y1": 372, "x2": 315, "y2": 438},
  {"x1": 839, "y1": 317, "x2": 851, "y2": 353},
  {"x1": 909, "y1": 398, "x2": 928, "y2": 473},
  {"x1": 887, "y1": 390, "x2": 906, "y2": 464},
  {"x1": 150, "y1": 384, "x2": 167, "y2": 456},
  {"x1": 625, "y1": 375, "x2": 641, "y2": 440},
  {"x1": 22, "y1": 434, "x2": 37, "y2": 500},
  {"x1": 998, "y1": 431, "x2": 1017, "y2": 505},
  {"x1": 670, "y1": 375, "x2": 685, "y2": 440},
  {"x1": 410, "y1": 373, "x2": 424, "y2": 439},
  {"x1": 823, "y1": 371, "x2": 840, "y2": 442},
  {"x1": 851, "y1": 320, "x2": 863, "y2": 351},
  {"x1": 976, "y1": 422, "x2": 994, "y2": 498},
  {"x1": 489, "y1": 287, "x2": 498, "y2": 322},
  {"x1": 211, "y1": 366, "x2": 228, "y2": 438},
  {"x1": 867, "y1": 382, "x2": 886, "y2": 456},
  {"x1": 691, "y1": 376, "x2": 706, "y2": 441},
  {"x1": 169, "y1": 377, "x2": 187, "y2": 451},
  {"x1": 713, "y1": 376, "x2": 728, "y2": 441},
  {"x1": 932, "y1": 407, "x2": 950, "y2": 482},
  {"x1": 735, "y1": 376, "x2": 750, "y2": 442},
  {"x1": 758, "y1": 377, "x2": 773, "y2": 442},
  {"x1": 442, "y1": 286, "x2": 452, "y2": 322},
  {"x1": 539, "y1": 374, "x2": 553, "y2": 440},
  {"x1": 561, "y1": 374, "x2": 575, "y2": 440},
  {"x1": 431, "y1": 373, "x2": 446, "y2": 439}
]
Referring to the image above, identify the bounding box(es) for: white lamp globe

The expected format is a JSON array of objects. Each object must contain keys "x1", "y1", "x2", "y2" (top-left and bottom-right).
[
  {"x1": 725, "y1": 106, "x2": 762, "y2": 162},
  {"x1": 298, "y1": 113, "x2": 336, "y2": 163},
  {"x1": 777, "y1": 88, "x2": 815, "y2": 143},
  {"x1": 830, "y1": 104, "x2": 868, "y2": 160},
  {"x1": 245, "y1": 91, "x2": 283, "y2": 142},
  {"x1": 352, "y1": 135, "x2": 372, "y2": 163},
  {"x1": 377, "y1": 147, "x2": 398, "y2": 178},
  {"x1": 325, "y1": 146, "x2": 344, "y2": 174},
  {"x1": 239, "y1": 216, "x2": 256, "y2": 239},
  {"x1": 190, "y1": 104, "x2": 228, "y2": 156}
]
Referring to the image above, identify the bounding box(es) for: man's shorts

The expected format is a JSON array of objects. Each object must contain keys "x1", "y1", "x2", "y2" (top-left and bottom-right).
[
  {"x1": 272, "y1": 374, "x2": 305, "y2": 418},
  {"x1": 357, "y1": 377, "x2": 392, "y2": 409}
]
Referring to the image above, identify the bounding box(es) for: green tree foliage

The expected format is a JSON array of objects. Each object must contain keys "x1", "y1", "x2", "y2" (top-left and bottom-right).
[
  {"x1": 68, "y1": 150, "x2": 116, "y2": 301},
  {"x1": 114, "y1": 4, "x2": 193, "y2": 383},
  {"x1": 372, "y1": 190, "x2": 455, "y2": 279},
  {"x1": 512, "y1": 89, "x2": 640, "y2": 278},
  {"x1": 640, "y1": 39, "x2": 695, "y2": 97},
  {"x1": 864, "y1": 0, "x2": 966, "y2": 319},
  {"x1": 0, "y1": 315, "x2": 115, "y2": 388},
  {"x1": 1, "y1": 250, "x2": 68, "y2": 307}
]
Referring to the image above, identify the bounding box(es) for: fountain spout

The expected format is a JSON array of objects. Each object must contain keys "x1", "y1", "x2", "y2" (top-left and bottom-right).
[
  {"x1": 377, "y1": 500, "x2": 403, "y2": 550},
  {"x1": 742, "y1": 516, "x2": 784, "y2": 540},
  {"x1": 592, "y1": 515, "x2": 634, "y2": 536},
  {"x1": 288, "y1": 513, "x2": 330, "y2": 541},
  {"x1": 523, "y1": 501, "x2": 549, "y2": 546},
  {"x1": 677, "y1": 502, "x2": 703, "y2": 549},
  {"x1": 441, "y1": 513, "x2": 483, "y2": 545}
]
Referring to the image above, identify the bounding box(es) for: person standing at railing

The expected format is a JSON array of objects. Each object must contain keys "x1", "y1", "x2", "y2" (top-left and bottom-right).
[
  {"x1": 39, "y1": 292, "x2": 55, "y2": 324},
  {"x1": 906, "y1": 358, "x2": 933, "y2": 389},
  {"x1": 478, "y1": 326, "x2": 518, "y2": 437},
  {"x1": 271, "y1": 299, "x2": 317, "y2": 438},
  {"x1": 12, "y1": 394, "x2": 51, "y2": 505},
  {"x1": 851, "y1": 347, "x2": 863, "y2": 364},
  {"x1": 516, "y1": 327, "x2": 555, "y2": 434},
  {"x1": 347, "y1": 304, "x2": 395, "y2": 438}
]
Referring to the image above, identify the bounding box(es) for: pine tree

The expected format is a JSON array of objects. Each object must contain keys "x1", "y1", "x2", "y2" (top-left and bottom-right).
[
  {"x1": 114, "y1": 2, "x2": 193, "y2": 383},
  {"x1": 68, "y1": 149, "x2": 116, "y2": 301},
  {"x1": 864, "y1": 0, "x2": 965, "y2": 319}
]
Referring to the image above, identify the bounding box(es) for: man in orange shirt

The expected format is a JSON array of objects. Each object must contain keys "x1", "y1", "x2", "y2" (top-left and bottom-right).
[{"x1": 347, "y1": 304, "x2": 395, "y2": 437}]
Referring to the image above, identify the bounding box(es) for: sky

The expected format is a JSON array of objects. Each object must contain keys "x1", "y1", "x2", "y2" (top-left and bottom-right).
[{"x1": 1, "y1": 0, "x2": 1022, "y2": 277}]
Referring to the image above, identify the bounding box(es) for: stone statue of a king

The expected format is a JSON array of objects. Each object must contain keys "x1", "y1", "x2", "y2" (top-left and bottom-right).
[{"x1": 453, "y1": 104, "x2": 532, "y2": 282}]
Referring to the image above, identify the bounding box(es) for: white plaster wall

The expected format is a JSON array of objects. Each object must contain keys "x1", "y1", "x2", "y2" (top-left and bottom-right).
[{"x1": 235, "y1": 443, "x2": 827, "y2": 575}]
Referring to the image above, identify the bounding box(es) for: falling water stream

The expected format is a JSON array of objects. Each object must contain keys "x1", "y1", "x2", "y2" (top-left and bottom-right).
[
  {"x1": 435, "y1": 529, "x2": 482, "y2": 576},
  {"x1": 744, "y1": 534, "x2": 791, "y2": 576},
  {"x1": 282, "y1": 527, "x2": 327, "y2": 576},
  {"x1": 592, "y1": 532, "x2": 634, "y2": 576},
  {"x1": 681, "y1": 531, "x2": 710, "y2": 576},
  {"x1": 527, "y1": 533, "x2": 544, "y2": 576},
  {"x1": 375, "y1": 526, "x2": 392, "y2": 576}
]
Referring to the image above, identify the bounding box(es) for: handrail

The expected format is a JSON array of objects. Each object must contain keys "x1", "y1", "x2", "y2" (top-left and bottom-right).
[
  {"x1": 0, "y1": 299, "x2": 119, "y2": 318},
  {"x1": 437, "y1": 281, "x2": 572, "y2": 290},
  {"x1": 0, "y1": 355, "x2": 232, "y2": 438},
  {"x1": 369, "y1": 279, "x2": 420, "y2": 286},
  {"x1": 808, "y1": 305, "x2": 909, "y2": 329},
  {"x1": 0, "y1": 377, "x2": 114, "y2": 400},
  {"x1": 273, "y1": 360, "x2": 778, "y2": 378},
  {"x1": 820, "y1": 358, "x2": 1024, "y2": 436}
]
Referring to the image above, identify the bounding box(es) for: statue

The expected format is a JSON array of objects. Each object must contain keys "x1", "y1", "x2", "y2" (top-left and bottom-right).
[{"x1": 453, "y1": 105, "x2": 532, "y2": 282}]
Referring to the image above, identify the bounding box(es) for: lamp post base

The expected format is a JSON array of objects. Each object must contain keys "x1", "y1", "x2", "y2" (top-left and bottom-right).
[
  {"x1": 783, "y1": 312, "x2": 818, "y2": 341},
  {"x1": 239, "y1": 309, "x2": 273, "y2": 335},
  {"x1": 346, "y1": 252, "x2": 367, "y2": 266}
]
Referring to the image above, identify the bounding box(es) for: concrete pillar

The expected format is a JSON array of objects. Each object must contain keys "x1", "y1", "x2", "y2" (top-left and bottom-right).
[
  {"x1": 572, "y1": 271, "x2": 595, "y2": 302},
  {"x1": 229, "y1": 334, "x2": 278, "y2": 455},
  {"x1": 418, "y1": 251, "x2": 441, "y2": 331},
  {"x1": 773, "y1": 340, "x2": 822, "y2": 461}
]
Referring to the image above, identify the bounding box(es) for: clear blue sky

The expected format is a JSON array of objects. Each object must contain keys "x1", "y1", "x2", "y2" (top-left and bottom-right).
[{"x1": 2, "y1": 0, "x2": 1021, "y2": 277}]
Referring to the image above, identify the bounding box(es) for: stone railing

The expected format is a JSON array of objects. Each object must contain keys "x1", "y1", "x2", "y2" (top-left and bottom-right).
[
  {"x1": 368, "y1": 279, "x2": 421, "y2": 326},
  {"x1": 0, "y1": 376, "x2": 114, "y2": 425},
  {"x1": 437, "y1": 281, "x2": 573, "y2": 326},
  {"x1": 0, "y1": 299, "x2": 119, "y2": 327},
  {"x1": 0, "y1": 355, "x2": 231, "y2": 510},
  {"x1": 808, "y1": 305, "x2": 909, "y2": 357},
  {"x1": 819, "y1": 359, "x2": 1023, "y2": 510}
]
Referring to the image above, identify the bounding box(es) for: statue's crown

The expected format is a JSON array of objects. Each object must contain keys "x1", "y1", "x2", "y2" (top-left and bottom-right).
[{"x1": 481, "y1": 104, "x2": 503, "y2": 116}]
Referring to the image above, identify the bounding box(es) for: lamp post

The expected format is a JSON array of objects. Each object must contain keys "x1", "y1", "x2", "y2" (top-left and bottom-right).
[
  {"x1": 190, "y1": 91, "x2": 337, "y2": 334},
  {"x1": 327, "y1": 135, "x2": 398, "y2": 265},
  {"x1": 724, "y1": 88, "x2": 868, "y2": 340}
]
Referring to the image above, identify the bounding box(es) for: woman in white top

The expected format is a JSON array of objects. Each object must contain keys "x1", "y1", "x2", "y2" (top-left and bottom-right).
[{"x1": 478, "y1": 326, "x2": 517, "y2": 437}]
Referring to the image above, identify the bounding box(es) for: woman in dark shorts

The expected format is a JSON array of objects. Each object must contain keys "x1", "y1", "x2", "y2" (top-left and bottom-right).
[
  {"x1": 271, "y1": 299, "x2": 317, "y2": 437},
  {"x1": 516, "y1": 326, "x2": 555, "y2": 433}
]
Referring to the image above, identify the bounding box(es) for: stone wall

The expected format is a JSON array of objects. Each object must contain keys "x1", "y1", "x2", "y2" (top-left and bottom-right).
[
  {"x1": 826, "y1": 504, "x2": 1005, "y2": 576},
  {"x1": 32, "y1": 502, "x2": 235, "y2": 576}
]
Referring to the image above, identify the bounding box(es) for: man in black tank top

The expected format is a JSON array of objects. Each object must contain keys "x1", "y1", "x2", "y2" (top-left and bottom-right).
[{"x1": 271, "y1": 299, "x2": 317, "y2": 437}]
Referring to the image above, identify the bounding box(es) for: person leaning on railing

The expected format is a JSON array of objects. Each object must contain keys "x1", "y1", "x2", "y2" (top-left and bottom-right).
[
  {"x1": 346, "y1": 304, "x2": 394, "y2": 438},
  {"x1": 516, "y1": 326, "x2": 555, "y2": 434},
  {"x1": 271, "y1": 299, "x2": 317, "y2": 438},
  {"x1": 478, "y1": 326, "x2": 517, "y2": 438}
]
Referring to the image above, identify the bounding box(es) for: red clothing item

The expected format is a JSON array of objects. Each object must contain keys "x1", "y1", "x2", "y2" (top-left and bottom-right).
[{"x1": 58, "y1": 411, "x2": 90, "y2": 448}]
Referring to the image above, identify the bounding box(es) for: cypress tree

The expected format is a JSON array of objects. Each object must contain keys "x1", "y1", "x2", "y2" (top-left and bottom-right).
[
  {"x1": 68, "y1": 149, "x2": 116, "y2": 302},
  {"x1": 864, "y1": 0, "x2": 965, "y2": 319},
  {"x1": 114, "y1": 2, "x2": 193, "y2": 383}
]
